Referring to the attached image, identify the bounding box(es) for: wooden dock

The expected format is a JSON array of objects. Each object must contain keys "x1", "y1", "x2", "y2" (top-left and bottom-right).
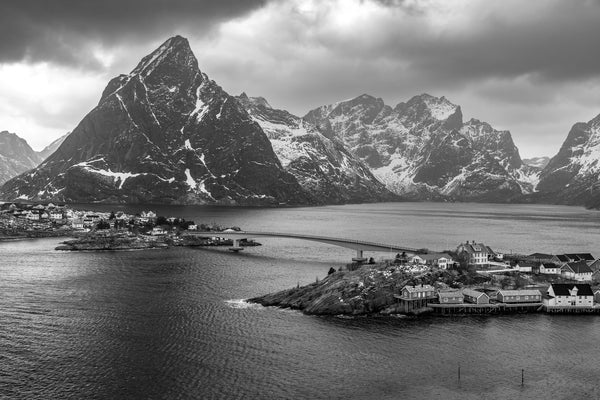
[
  {"x1": 428, "y1": 302, "x2": 543, "y2": 315},
  {"x1": 543, "y1": 305, "x2": 600, "y2": 314}
]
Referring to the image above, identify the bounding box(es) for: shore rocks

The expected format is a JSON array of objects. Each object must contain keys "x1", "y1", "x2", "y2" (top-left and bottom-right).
[{"x1": 249, "y1": 263, "x2": 415, "y2": 316}]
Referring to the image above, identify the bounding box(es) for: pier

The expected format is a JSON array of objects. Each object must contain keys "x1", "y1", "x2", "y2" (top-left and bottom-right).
[{"x1": 428, "y1": 302, "x2": 544, "y2": 315}]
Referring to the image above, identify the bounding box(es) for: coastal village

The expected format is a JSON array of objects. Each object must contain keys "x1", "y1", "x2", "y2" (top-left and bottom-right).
[
  {"x1": 0, "y1": 202, "x2": 248, "y2": 250},
  {"x1": 3, "y1": 201, "x2": 600, "y2": 316},
  {"x1": 387, "y1": 241, "x2": 600, "y2": 315}
]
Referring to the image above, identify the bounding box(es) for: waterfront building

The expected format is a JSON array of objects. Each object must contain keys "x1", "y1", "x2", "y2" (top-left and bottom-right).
[
  {"x1": 561, "y1": 261, "x2": 593, "y2": 282},
  {"x1": 456, "y1": 241, "x2": 495, "y2": 269},
  {"x1": 462, "y1": 289, "x2": 490, "y2": 304},
  {"x1": 151, "y1": 227, "x2": 167, "y2": 236},
  {"x1": 527, "y1": 253, "x2": 554, "y2": 263},
  {"x1": 437, "y1": 291, "x2": 463, "y2": 304},
  {"x1": 395, "y1": 285, "x2": 436, "y2": 313},
  {"x1": 545, "y1": 284, "x2": 594, "y2": 307},
  {"x1": 496, "y1": 289, "x2": 542, "y2": 303}
]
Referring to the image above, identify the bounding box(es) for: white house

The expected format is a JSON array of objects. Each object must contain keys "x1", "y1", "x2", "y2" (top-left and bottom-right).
[
  {"x1": 539, "y1": 262, "x2": 561, "y2": 275},
  {"x1": 561, "y1": 261, "x2": 593, "y2": 281},
  {"x1": 456, "y1": 241, "x2": 495, "y2": 269},
  {"x1": 151, "y1": 227, "x2": 167, "y2": 236},
  {"x1": 545, "y1": 283, "x2": 594, "y2": 307}
]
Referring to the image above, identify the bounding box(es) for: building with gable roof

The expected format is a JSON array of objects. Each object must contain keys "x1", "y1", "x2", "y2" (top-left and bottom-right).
[
  {"x1": 545, "y1": 283, "x2": 593, "y2": 307},
  {"x1": 456, "y1": 241, "x2": 496, "y2": 269},
  {"x1": 561, "y1": 261, "x2": 593, "y2": 281}
]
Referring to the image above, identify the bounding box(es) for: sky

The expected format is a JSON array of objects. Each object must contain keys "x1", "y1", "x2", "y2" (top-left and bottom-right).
[{"x1": 1, "y1": 0, "x2": 600, "y2": 158}]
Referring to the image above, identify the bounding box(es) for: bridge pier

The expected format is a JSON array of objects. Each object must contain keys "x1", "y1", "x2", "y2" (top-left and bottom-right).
[
  {"x1": 352, "y1": 249, "x2": 367, "y2": 263},
  {"x1": 229, "y1": 238, "x2": 243, "y2": 252}
]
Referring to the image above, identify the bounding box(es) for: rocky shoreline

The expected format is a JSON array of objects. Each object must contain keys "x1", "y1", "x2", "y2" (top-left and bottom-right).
[
  {"x1": 55, "y1": 232, "x2": 261, "y2": 251},
  {"x1": 249, "y1": 262, "x2": 434, "y2": 315}
]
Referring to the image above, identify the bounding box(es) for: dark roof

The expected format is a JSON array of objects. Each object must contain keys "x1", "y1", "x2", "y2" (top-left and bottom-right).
[
  {"x1": 565, "y1": 253, "x2": 595, "y2": 261},
  {"x1": 550, "y1": 283, "x2": 593, "y2": 296},
  {"x1": 555, "y1": 254, "x2": 570, "y2": 262},
  {"x1": 563, "y1": 261, "x2": 593, "y2": 274},
  {"x1": 541, "y1": 262, "x2": 560, "y2": 269},
  {"x1": 528, "y1": 253, "x2": 554, "y2": 259},
  {"x1": 518, "y1": 261, "x2": 538, "y2": 268}
]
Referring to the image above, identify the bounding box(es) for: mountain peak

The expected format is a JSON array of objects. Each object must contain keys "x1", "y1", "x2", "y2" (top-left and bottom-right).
[{"x1": 131, "y1": 35, "x2": 197, "y2": 77}]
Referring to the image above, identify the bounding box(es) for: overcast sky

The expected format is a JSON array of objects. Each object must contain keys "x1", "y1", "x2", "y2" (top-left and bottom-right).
[{"x1": 1, "y1": 0, "x2": 600, "y2": 158}]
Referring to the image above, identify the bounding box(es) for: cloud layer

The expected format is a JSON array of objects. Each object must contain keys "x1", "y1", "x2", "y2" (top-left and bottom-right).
[{"x1": 1, "y1": 0, "x2": 600, "y2": 157}]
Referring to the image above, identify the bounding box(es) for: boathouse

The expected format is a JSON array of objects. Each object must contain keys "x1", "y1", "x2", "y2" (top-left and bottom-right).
[
  {"x1": 395, "y1": 285, "x2": 436, "y2": 313},
  {"x1": 437, "y1": 291, "x2": 463, "y2": 304},
  {"x1": 496, "y1": 289, "x2": 541, "y2": 303},
  {"x1": 462, "y1": 289, "x2": 489, "y2": 304}
]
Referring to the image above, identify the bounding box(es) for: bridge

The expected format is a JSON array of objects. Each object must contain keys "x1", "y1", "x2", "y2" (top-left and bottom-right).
[{"x1": 188, "y1": 230, "x2": 430, "y2": 262}]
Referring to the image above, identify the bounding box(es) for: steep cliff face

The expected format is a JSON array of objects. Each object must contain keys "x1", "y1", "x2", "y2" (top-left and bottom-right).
[
  {"x1": 305, "y1": 94, "x2": 537, "y2": 201},
  {"x1": 0, "y1": 36, "x2": 311, "y2": 205},
  {"x1": 236, "y1": 93, "x2": 397, "y2": 204},
  {"x1": 536, "y1": 113, "x2": 600, "y2": 206},
  {"x1": 0, "y1": 131, "x2": 42, "y2": 185}
]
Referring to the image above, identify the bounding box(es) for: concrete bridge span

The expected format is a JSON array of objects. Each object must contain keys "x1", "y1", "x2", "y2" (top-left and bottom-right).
[{"x1": 188, "y1": 230, "x2": 429, "y2": 262}]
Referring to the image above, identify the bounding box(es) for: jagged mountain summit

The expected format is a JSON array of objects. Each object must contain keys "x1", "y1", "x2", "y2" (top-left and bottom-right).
[
  {"x1": 304, "y1": 94, "x2": 538, "y2": 201},
  {"x1": 0, "y1": 36, "x2": 311, "y2": 205},
  {"x1": 536, "y1": 112, "x2": 600, "y2": 207},
  {"x1": 0, "y1": 131, "x2": 42, "y2": 186},
  {"x1": 236, "y1": 93, "x2": 397, "y2": 204}
]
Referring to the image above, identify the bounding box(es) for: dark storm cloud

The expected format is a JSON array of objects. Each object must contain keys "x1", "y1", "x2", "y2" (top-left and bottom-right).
[
  {"x1": 368, "y1": 0, "x2": 600, "y2": 84},
  {"x1": 0, "y1": 0, "x2": 266, "y2": 68}
]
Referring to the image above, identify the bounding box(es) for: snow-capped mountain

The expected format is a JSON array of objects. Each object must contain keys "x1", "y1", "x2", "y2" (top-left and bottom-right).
[
  {"x1": 0, "y1": 131, "x2": 42, "y2": 185},
  {"x1": 236, "y1": 93, "x2": 397, "y2": 204},
  {"x1": 0, "y1": 36, "x2": 310, "y2": 205},
  {"x1": 536, "y1": 113, "x2": 600, "y2": 206},
  {"x1": 304, "y1": 94, "x2": 538, "y2": 201},
  {"x1": 37, "y1": 133, "x2": 69, "y2": 161}
]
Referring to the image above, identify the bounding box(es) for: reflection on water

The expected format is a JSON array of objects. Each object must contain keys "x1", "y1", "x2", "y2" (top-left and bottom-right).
[{"x1": 1, "y1": 203, "x2": 600, "y2": 399}]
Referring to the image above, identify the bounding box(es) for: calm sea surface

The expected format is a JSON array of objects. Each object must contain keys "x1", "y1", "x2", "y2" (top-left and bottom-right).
[{"x1": 2, "y1": 202, "x2": 600, "y2": 399}]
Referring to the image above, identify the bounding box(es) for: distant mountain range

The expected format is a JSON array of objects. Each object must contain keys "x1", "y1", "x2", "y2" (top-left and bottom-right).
[{"x1": 1, "y1": 35, "x2": 599, "y2": 208}]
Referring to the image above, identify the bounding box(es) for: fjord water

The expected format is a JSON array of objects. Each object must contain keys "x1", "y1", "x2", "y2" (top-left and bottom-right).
[{"x1": 2, "y1": 202, "x2": 600, "y2": 399}]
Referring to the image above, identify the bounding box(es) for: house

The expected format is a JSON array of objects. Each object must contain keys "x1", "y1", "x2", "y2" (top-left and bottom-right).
[
  {"x1": 539, "y1": 262, "x2": 561, "y2": 275},
  {"x1": 151, "y1": 227, "x2": 167, "y2": 236},
  {"x1": 438, "y1": 291, "x2": 463, "y2": 304},
  {"x1": 496, "y1": 289, "x2": 542, "y2": 303},
  {"x1": 456, "y1": 241, "x2": 495, "y2": 269},
  {"x1": 412, "y1": 253, "x2": 455, "y2": 269},
  {"x1": 462, "y1": 289, "x2": 490, "y2": 304},
  {"x1": 515, "y1": 261, "x2": 536, "y2": 273},
  {"x1": 554, "y1": 253, "x2": 595, "y2": 264},
  {"x1": 594, "y1": 289, "x2": 600, "y2": 304},
  {"x1": 49, "y1": 211, "x2": 64, "y2": 220},
  {"x1": 25, "y1": 211, "x2": 40, "y2": 221},
  {"x1": 590, "y1": 259, "x2": 600, "y2": 273},
  {"x1": 545, "y1": 283, "x2": 594, "y2": 307},
  {"x1": 394, "y1": 285, "x2": 437, "y2": 313},
  {"x1": 561, "y1": 261, "x2": 593, "y2": 282},
  {"x1": 187, "y1": 224, "x2": 198, "y2": 231},
  {"x1": 71, "y1": 219, "x2": 85, "y2": 230},
  {"x1": 565, "y1": 253, "x2": 595, "y2": 264}
]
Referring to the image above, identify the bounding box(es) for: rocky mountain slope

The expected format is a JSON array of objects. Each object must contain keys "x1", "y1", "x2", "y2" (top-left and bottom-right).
[
  {"x1": 0, "y1": 131, "x2": 42, "y2": 185},
  {"x1": 0, "y1": 36, "x2": 311, "y2": 205},
  {"x1": 236, "y1": 93, "x2": 397, "y2": 204},
  {"x1": 536, "y1": 113, "x2": 600, "y2": 206},
  {"x1": 304, "y1": 94, "x2": 538, "y2": 201}
]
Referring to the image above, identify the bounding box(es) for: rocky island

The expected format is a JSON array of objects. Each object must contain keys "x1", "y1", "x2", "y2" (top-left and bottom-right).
[{"x1": 249, "y1": 262, "x2": 476, "y2": 315}]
